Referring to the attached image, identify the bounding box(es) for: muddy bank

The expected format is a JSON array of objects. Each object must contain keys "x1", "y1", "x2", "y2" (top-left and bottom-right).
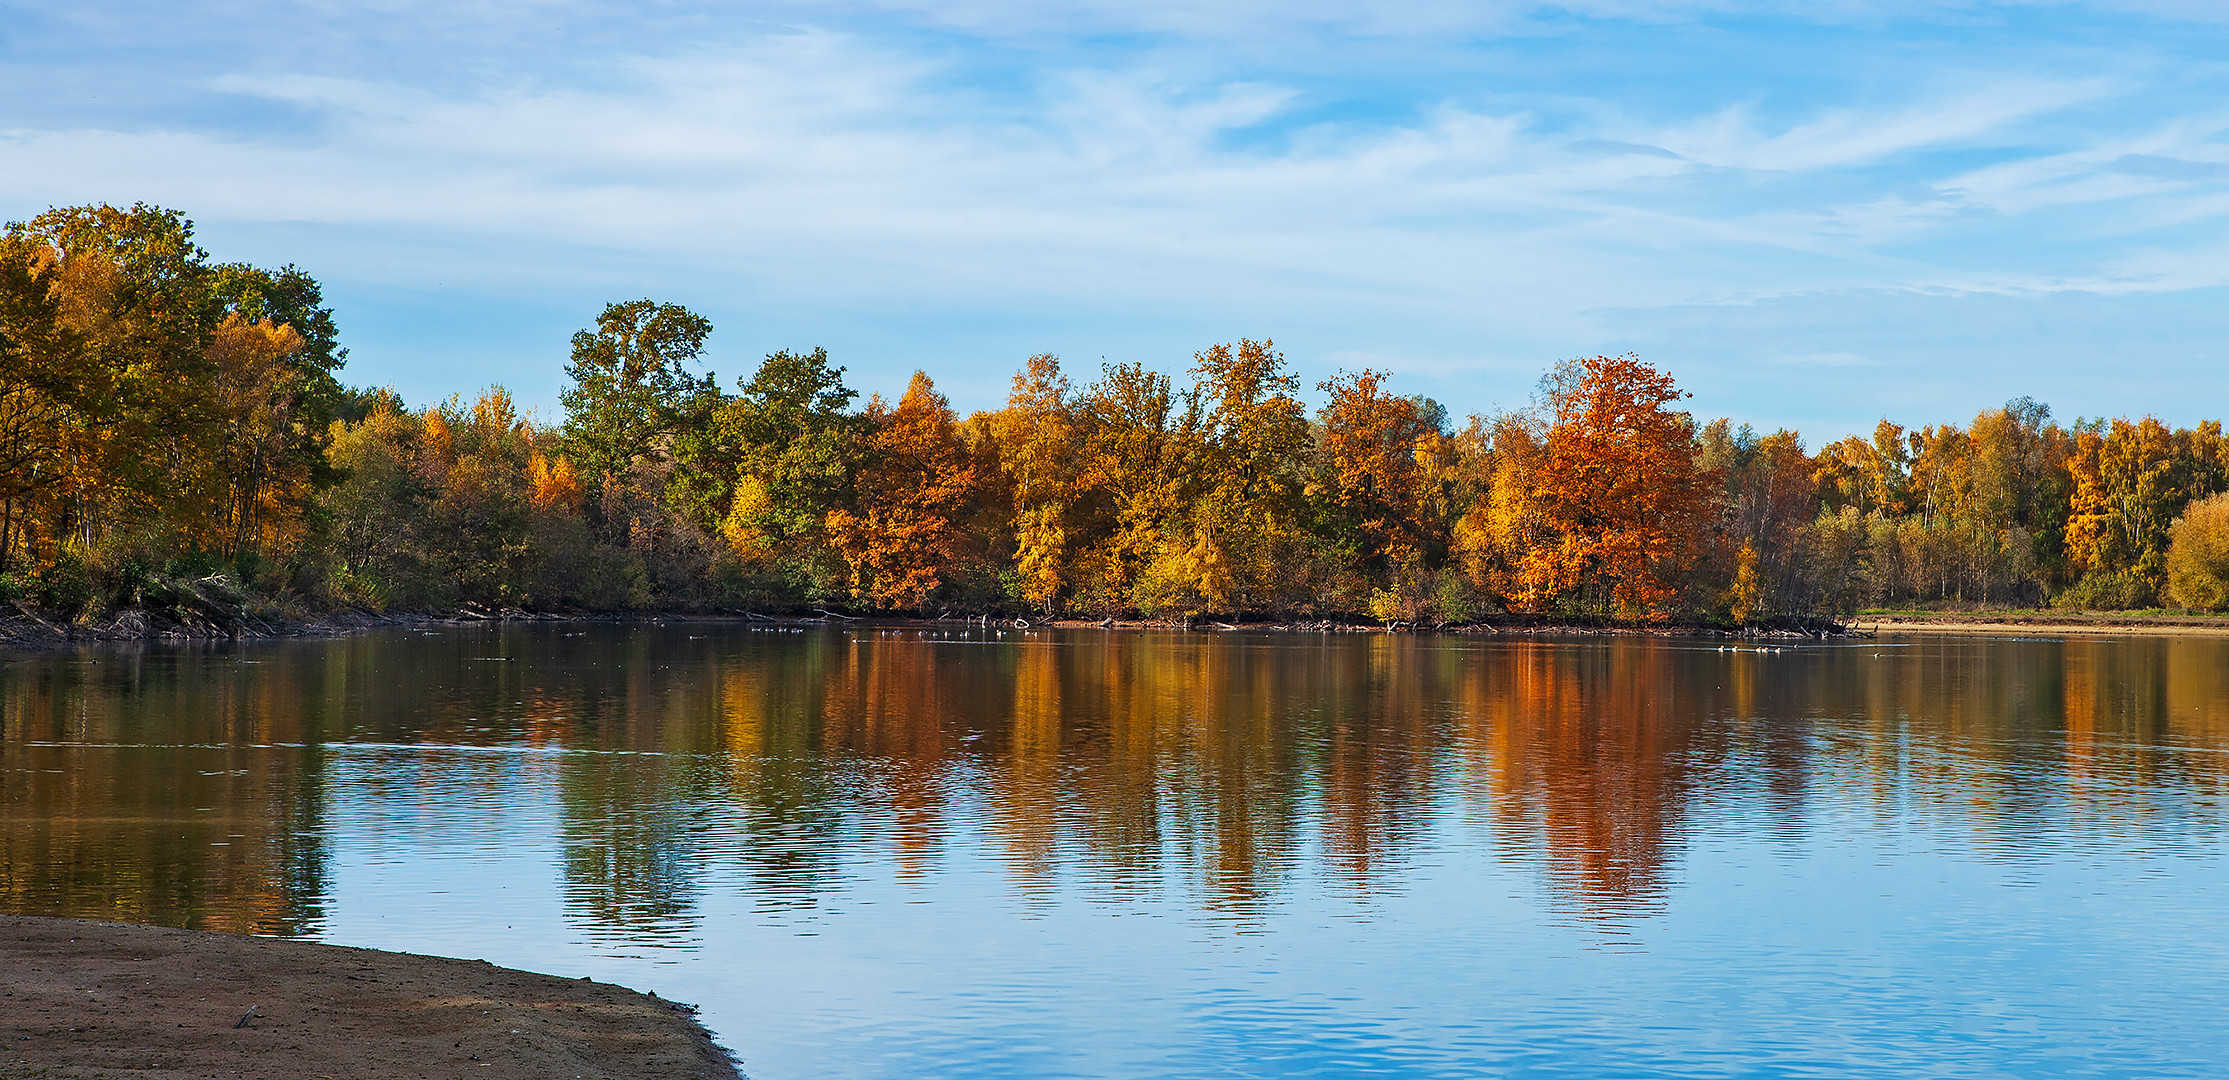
[{"x1": 0, "y1": 915, "x2": 739, "y2": 1080}]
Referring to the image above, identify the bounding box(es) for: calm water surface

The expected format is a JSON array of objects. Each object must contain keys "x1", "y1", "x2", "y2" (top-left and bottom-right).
[{"x1": 4, "y1": 626, "x2": 2228, "y2": 1078}]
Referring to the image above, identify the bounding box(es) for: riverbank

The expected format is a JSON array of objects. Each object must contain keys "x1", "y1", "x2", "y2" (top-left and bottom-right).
[
  {"x1": 10, "y1": 602, "x2": 2228, "y2": 652},
  {"x1": 1858, "y1": 609, "x2": 2229, "y2": 636},
  {"x1": 0, "y1": 607, "x2": 1849, "y2": 652},
  {"x1": 0, "y1": 915, "x2": 739, "y2": 1080}
]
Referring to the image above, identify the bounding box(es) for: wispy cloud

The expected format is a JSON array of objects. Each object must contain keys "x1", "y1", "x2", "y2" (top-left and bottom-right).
[
  {"x1": 6, "y1": 0, "x2": 2229, "y2": 430},
  {"x1": 1651, "y1": 80, "x2": 2116, "y2": 173}
]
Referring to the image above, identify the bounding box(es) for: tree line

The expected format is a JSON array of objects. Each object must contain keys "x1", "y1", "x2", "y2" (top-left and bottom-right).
[{"x1": 5, "y1": 203, "x2": 2229, "y2": 625}]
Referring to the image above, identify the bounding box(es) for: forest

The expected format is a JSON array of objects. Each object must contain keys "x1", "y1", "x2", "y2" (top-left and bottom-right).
[{"x1": 5, "y1": 203, "x2": 2229, "y2": 627}]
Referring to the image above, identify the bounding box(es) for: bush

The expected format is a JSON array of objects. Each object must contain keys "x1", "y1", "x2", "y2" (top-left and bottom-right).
[
  {"x1": 2054, "y1": 567, "x2": 2156, "y2": 611},
  {"x1": 31, "y1": 551, "x2": 94, "y2": 619},
  {"x1": 1432, "y1": 571, "x2": 1487, "y2": 624},
  {"x1": 2167, "y1": 492, "x2": 2229, "y2": 611}
]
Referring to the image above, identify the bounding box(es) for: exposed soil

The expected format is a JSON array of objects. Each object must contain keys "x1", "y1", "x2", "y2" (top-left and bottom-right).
[
  {"x1": 1860, "y1": 610, "x2": 2229, "y2": 636},
  {"x1": 0, "y1": 916, "x2": 740, "y2": 1080}
]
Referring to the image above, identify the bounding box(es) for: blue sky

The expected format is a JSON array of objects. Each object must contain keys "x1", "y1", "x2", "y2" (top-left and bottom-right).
[{"x1": 5, "y1": 1, "x2": 2228, "y2": 438}]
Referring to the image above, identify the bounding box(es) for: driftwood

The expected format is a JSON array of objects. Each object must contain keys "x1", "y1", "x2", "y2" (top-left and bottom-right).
[{"x1": 11, "y1": 600, "x2": 64, "y2": 637}]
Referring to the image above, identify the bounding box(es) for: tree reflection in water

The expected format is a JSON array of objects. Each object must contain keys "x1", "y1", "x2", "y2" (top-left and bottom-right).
[{"x1": 3, "y1": 627, "x2": 2227, "y2": 947}]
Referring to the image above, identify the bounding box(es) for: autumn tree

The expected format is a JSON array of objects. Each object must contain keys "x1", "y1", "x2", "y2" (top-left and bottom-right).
[
  {"x1": 0, "y1": 235, "x2": 84, "y2": 571},
  {"x1": 1071, "y1": 361, "x2": 1185, "y2": 613},
  {"x1": 1154, "y1": 339, "x2": 1312, "y2": 613},
  {"x1": 11, "y1": 205, "x2": 222, "y2": 561},
  {"x1": 826, "y1": 372, "x2": 979, "y2": 609},
  {"x1": 2061, "y1": 416, "x2": 2220, "y2": 601},
  {"x1": 1813, "y1": 420, "x2": 1913, "y2": 518},
  {"x1": 986, "y1": 355, "x2": 1086, "y2": 611},
  {"x1": 1698, "y1": 421, "x2": 1814, "y2": 622},
  {"x1": 420, "y1": 389, "x2": 543, "y2": 603},
  {"x1": 318, "y1": 389, "x2": 429, "y2": 605},
  {"x1": 0, "y1": 203, "x2": 350, "y2": 591},
  {"x1": 205, "y1": 314, "x2": 313, "y2": 558},
  {"x1": 2166, "y1": 492, "x2": 2229, "y2": 611},
  {"x1": 1515, "y1": 354, "x2": 1713, "y2": 620},
  {"x1": 1315, "y1": 369, "x2": 1448, "y2": 577},
  {"x1": 1450, "y1": 411, "x2": 1541, "y2": 608}
]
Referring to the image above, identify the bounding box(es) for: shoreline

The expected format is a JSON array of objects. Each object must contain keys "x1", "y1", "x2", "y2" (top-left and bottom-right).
[
  {"x1": 1857, "y1": 611, "x2": 2229, "y2": 636},
  {"x1": 8, "y1": 604, "x2": 2229, "y2": 652},
  {"x1": 0, "y1": 608, "x2": 1846, "y2": 651},
  {"x1": 0, "y1": 914, "x2": 740, "y2": 1080}
]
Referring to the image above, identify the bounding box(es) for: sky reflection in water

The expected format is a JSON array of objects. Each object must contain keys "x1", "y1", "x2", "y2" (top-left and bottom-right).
[{"x1": 4, "y1": 626, "x2": 2228, "y2": 1078}]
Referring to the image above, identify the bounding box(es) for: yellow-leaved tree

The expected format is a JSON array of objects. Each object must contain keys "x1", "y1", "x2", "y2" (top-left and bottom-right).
[
  {"x1": 2166, "y1": 492, "x2": 2229, "y2": 611},
  {"x1": 1152, "y1": 339, "x2": 1312, "y2": 614},
  {"x1": 986, "y1": 355, "x2": 1084, "y2": 612},
  {"x1": 1071, "y1": 361, "x2": 1184, "y2": 613},
  {"x1": 205, "y1": 314, "x2": 312, "y2": 559}
]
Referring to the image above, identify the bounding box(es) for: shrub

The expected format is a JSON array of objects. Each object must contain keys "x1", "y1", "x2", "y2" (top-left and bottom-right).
[
  {"x1": 2166, "y1": 492, "x2": 2229, "y2": 612},
  {"x1": 1432, "y1": 571, "x2": 1486, "y2": 624},
  {"x1": 2054, "y1": 567, "x2": 2156, "y2": 611},
  {"x1": 31, "y1": 551, "x2": 94, "y2": 619}
]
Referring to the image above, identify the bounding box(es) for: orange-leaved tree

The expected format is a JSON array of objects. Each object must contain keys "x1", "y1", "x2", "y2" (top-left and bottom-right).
[
  {"x1": 1517, "y1": 354, "x2": 1713, "y2": 620},
  {"x1": 205, "y1": 313, "x2": 312, "y2": 559},
  {"x1": 1315, "y1": 369, "x2": 1447, "y2": 576},
  {"x1": 827, "y1": 371, "x2": 979, "y2": 609}
]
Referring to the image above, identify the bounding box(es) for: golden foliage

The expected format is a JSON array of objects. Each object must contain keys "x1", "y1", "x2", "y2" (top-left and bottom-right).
[
  {"x1": 986, "y1": 354, "x2": 1081, "y2": 610},
  {"x1": 24, "y1": 206, "x2": 2229, "y2": 623},
  {"x1": 2065, "y1": 417, "x2": 2183, "y2": 584},
  {"x1": 2166, "y1": 492, "x2": 2229, "y2": 611},
  {"x1": 529, "y1": 453, "x2": 584, "y2": 513}
]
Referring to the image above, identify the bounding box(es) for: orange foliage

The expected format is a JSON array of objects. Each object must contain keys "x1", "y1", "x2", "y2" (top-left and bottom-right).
[
  {"x1": 2065, "y1": 416, "x2": 2181, "y2": 580},
  {"x1": 827, "y1": 372, "x2": 980, "y2": 609},
  {"x1": 1316, "y1": 369, "x2": 1444, "y2": 571},
  {"x1": 1516, "y1": 355, "x2": 1713, "y2": 620}
]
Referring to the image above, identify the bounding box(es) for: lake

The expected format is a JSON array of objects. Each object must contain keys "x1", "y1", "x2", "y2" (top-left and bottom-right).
[{"x1": 4, "y1": 625, "x2": 2227, "y2": 1078}]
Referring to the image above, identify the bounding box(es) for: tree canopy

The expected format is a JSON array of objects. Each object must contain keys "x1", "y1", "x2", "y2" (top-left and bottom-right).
[{"x1": 9, "y1": 201, "x2": 2229, "y2": 625}]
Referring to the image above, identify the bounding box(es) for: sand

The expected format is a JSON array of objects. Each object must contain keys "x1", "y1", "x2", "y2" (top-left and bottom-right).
[
  {"x1": 1862, "y1": 613, "x2": 2229, "y2": 636},
  {"x1": 0, "y1": 916, "x2": 741, "y2": 1080}
]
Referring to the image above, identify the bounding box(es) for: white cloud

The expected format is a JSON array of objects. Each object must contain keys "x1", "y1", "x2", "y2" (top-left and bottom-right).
[
  {"x1": 6, "y1": 30, "x2": 2212, "y2": 323},
  {"x1": 12, "y1": 0, "x2": 2229, "y2": 425},
  {"x1": 1648, "y1": 79, "x2": 2116, "y2": 174}
]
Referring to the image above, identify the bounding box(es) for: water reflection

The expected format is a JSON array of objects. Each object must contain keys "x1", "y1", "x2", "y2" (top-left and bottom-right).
[
  {"x1": 0, "y1": 648, "x2": 331, "y2": 934},
  {"x1": 4, "y1": 629, "x2": 2228, "y2": 945}
]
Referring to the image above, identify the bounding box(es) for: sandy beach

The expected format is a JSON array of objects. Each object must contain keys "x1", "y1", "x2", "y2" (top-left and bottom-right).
[{"x1": 0, "y1": 916, "x2": 740, "y2": 1080}]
